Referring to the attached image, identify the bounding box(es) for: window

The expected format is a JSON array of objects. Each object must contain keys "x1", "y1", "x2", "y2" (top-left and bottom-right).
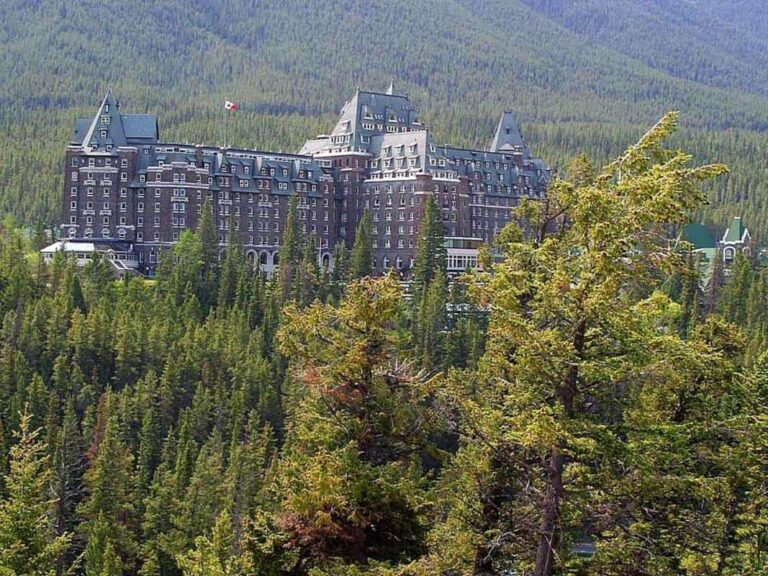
[{"x1": 70, "y1": 201, "x2": 76, "y2": 211}]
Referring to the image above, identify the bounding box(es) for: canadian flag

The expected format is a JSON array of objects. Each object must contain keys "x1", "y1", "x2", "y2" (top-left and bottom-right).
[{"x1": 224, "y1": 99, "x2": 239, "y2": 111}]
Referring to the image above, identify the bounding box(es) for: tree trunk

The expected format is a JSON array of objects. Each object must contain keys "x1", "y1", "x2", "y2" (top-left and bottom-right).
[{"x1": 533, "y1": 448, "x2": 564, "y2": 576}]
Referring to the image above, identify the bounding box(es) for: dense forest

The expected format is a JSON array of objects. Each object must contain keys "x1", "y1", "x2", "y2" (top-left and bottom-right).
[
  {"x1": 0, "y1": 0, "x2": 767, "y2": 239},
  {"x1": 0, "y1": 113, "x2": 766, "y2": 575}
]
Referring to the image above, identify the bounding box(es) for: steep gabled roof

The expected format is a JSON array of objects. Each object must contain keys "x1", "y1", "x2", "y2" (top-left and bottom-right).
[
  {"x1": 722, "y1": 216, "x2": 749, "y2": 243},
  {"x1": 81, "y1": 89, "x2": 127, "y2": 151},
  {"x1": 489, "y1": 111, "x2": 528, "y2": 155},
  {"x1": 74, "y1": 91, "x2": 158, "y2": 148}
]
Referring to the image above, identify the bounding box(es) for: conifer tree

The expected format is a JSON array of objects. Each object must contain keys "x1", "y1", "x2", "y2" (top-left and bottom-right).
[
  {"x1": 411, "y1": 195, "x2": 446, "y2": 300},
  {"x1": 428, "y1": 113, "x2": 732, "y2": 575},
  {"x1": 0, "y1": 409, "x2": 70, "y2": 576},
  {"x1": 198, "y1": 198, "x2": 219, "y2": 310},
  {"x1": 79, "y1": 394, "x2": 137, "y2": 571},
  {"x1": 217, "y1": 215, "x2": 241, "y2": 311},
  {"x1": 349, "y1": 209, "x2": 373, "y2": 279},
  {"x1": 271, "y1": 275, "x2": 434, "y2": 571},
  {"x1": 279, "y1": 196, "x2": 303, "y2": 301}
]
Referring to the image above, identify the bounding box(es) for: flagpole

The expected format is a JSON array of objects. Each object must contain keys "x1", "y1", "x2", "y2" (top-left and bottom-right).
[{"x1": 220, "y1": 101, "x2": 225, "y2": 148}]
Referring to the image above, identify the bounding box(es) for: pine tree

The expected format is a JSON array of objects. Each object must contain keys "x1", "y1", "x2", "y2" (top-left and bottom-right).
[
  {"x1": 198, "y1": 199, "x2": 219, "y2": 310},
  {"x1": 349, "y1": 210, "x2": 373, "y2": 279},
  {"x1": 273, "y1": 276, "x2": 432, "y2": 570},
  {"x1": 0, "y1": 408, "x2": 70, "y2": 576},
  {"x1": 79, "y1": 394, "x2": 137, "y2": 571},
  {"x1": 412, "y1": 195, "x2": 446, "y2": 294},
  {"x1": 176, "y1": 511, "x2": 253, "y2": 576},
  {"x1": 279, "y1": 196, "x2": 303, "y2": 301},
  {"x1": 217, "y1": 213, "x2": 241, "y2": 311}
]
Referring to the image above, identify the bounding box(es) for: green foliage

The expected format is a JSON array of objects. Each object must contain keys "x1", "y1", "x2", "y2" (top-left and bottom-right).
[
  {"x1": 0, "y1": 408, "x2": 70, "y2": 576},
  {"x1": 0, "y1": 109, "x2": 765, "y2": 574},
  {"x1": 349, "y1": 210, "x2": 373, "y2": 280}
]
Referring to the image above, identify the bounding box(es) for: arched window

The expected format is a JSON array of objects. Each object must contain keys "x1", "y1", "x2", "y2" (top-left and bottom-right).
[
  {"x1": 272, "y1": 253, "x2": 280, "y2": 266},
  {"x1": 69, "y1": 228, "x2": 77, "y2": 238},
  {"x1": 260, "y1": 252, "x2": 268, "y2": 265},
  {"x1": 84, "y1": 228, "x2": 93, "y2": 238},
  {"x1": 322, "y1": 253, "x2": 330, "y2": 269},
  {"x1": 383, "y1": 256, "x2": 390, "y2": 268},
  {"x1": 724, "y1": 247, "x2": 735, "y2": 261}
]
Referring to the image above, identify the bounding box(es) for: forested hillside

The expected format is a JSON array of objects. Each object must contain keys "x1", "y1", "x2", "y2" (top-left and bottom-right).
[
  {"x1": 1, "y1": 114, "x2": 767, "y2": 575},
  {"x1": 0, "y1": 0, "x2": 767, "y2": 238}
]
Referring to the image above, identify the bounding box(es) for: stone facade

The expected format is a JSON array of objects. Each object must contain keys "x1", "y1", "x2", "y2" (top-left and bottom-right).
[{"x1": 59, "y1": 85, "x2": 549, "y2": 276}]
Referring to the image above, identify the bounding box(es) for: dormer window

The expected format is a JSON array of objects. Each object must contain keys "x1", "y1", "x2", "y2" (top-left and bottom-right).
[
  {"x1": 100, "y1": 130, "x2": 107, "y2": 139},
  {"x1": 101, "y1": 116, "x2": 111, "y2": 124}
]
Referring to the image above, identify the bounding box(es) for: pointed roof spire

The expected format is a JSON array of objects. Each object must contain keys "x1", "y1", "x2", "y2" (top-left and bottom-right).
[
  {"x1": 81, "y1": 89, "x2": 127, "y2": 152},
  {"x1": 386, "y1": 78, "x2": 395, "y2": 95},
  {"x1": 489, "y1": 111, "x2": 528, "y2": 155}
]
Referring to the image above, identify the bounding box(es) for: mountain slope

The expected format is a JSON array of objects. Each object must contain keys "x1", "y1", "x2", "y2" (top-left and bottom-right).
[{"x1": 0, "y1": 0, "x2": 766, "y2": 236}]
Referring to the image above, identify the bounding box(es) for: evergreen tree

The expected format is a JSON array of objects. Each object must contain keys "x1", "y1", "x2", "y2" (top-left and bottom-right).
[
  {"x1": 198, "y1": 199, "x2": 219, "y2": 310},
  {"x1": 0, "y1": 408, "x2": 70, "y2": 576},
  {"x1": 79, "y1": 394, "x2": 137, "y2": 571},
  {"x1": 411, "y1": 195, "x2": 446, "y2": 301},
  {"x1": 279, "y1": 196, "x2": 303, "y2": 301},
  {"x1": 427, "y1": 113, "x2": 732, "y2": 575},
  {"x1": 271, "y1": 276, "x2": 434, "y2": 571},
  {"x1": 349, "y1": 210, "x2": 373, "y2": 279}
]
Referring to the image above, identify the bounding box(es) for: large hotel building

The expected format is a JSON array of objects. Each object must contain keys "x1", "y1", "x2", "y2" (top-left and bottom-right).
[{"x1": 52, "y1": 83, "x2": 549, "y2": 276}]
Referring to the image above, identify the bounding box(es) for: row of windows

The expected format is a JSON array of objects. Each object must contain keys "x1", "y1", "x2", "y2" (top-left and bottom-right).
[
  {"x1": 71, "y1": 157, "x2": 127, "y2": 168},
  {"x1": 71, "y1": 201, "x2": 128, "y2": 211}
]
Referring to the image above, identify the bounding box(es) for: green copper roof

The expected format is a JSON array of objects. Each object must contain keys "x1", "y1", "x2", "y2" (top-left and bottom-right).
[
  {"x1": 682, "y1": 223, "x2": 716, "y2": 249},
  {"x1": 723, "y1": 216, "x2": 746, "y2": 243}
]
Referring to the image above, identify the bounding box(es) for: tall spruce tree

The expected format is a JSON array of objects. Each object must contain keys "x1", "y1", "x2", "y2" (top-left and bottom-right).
[
  {"x1": 279, "y1": 196, "x2": 303, "y2": 301},
  {"x1": 411, "y1": 195, "x2": 446, "y2": 300},
  {"x1": 0, "y1": 409, "x2": 70, "y2": 576},
  {"x1": 198, "y1": 198, "x2": 219, "y2": 310},
  {"x1": 349, "y1": 209, "x2": 373, "y2": 279}
]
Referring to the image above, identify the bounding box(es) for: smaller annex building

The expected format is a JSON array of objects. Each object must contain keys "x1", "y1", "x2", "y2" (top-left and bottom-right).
[
  {"x1": 41, "y1": 239, "x2": 140, "y2": 276},
  {"x1": 681, "y1": 216, "x2": 755, "y2": 283}
]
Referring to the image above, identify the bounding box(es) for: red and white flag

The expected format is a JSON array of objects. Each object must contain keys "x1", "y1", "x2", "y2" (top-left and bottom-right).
[{"x1": 224, "y1": 99, "x2": 239, "y2": 111}]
